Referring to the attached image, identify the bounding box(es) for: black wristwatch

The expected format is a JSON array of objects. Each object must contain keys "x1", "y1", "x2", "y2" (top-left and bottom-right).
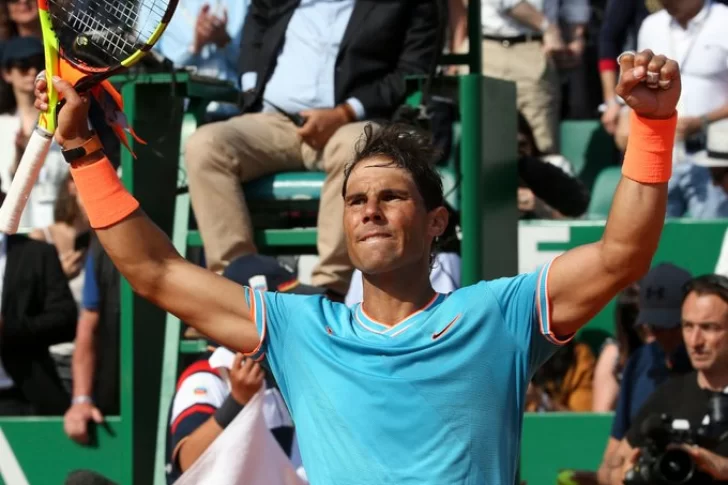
[{"x1": 62, "y1": 134, "x2": 103, "y2": 163}]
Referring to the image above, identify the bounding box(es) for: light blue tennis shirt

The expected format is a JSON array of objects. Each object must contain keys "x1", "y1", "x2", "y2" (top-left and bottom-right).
[{"x1": 245, "y1": 260, "x2": 569, "y2": 484}]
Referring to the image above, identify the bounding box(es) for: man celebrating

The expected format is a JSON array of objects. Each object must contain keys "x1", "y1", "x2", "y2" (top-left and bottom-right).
[{"x1": 34, "y1": 48, "x2": 680, "y2": 484}]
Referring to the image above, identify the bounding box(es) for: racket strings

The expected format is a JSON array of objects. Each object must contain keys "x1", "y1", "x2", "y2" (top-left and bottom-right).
[{"x1": 48, "y1": 0, "x2": 171, "y2": 67}]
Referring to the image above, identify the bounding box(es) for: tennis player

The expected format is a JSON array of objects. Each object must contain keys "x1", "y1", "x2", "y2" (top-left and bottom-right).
[{"x1": 35, "y1": 49, "x2": 680, "y2": 484}]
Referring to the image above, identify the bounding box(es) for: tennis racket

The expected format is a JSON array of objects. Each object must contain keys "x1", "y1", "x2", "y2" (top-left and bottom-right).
[{"x1": 0, "y1": 0, "x2": 178, "y2": 233}]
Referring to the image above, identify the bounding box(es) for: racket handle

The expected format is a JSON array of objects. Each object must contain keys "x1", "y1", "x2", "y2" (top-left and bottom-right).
[{"x1": 0, "y1": 128, "x2": 54, "y2": 234}]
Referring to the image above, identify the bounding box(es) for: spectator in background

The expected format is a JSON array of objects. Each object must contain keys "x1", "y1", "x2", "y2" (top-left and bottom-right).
[
  {"x1": 0, "y1": 0, "x2": 40, "y2": 40},
  {"x1": 185, "y1": 1, "x2": 441, "y2": 300},
  {"x1": 592, "y1": 284, "x2": 644, "y2": 412},
  {"x1": 0, "y1": 36, "x2": 67, "y2": 230},
  {"x1": 617, "y1": 0, "x2": 728, "y2": 160},
  {"x1": 29, "y1": 174, "x2": 89, "y2": 294},
  {"x1": 0, "y1": 176, "x2": 77, "y2": 416},
  {"x1": 154, "y1": 0, "x2": 248, "y2": 119},
  {"x1": 456, "y1": 0, "x2": 590, "y2": 154},
  {"x1": 0, "y1": 0, "x2": 40, "y2": 133},
  {"x1": 611, "y1": 274, "x2": 728, "y2": 484},
  {"x1": 516, "y1": 112, "x2": 590, "y2": 219},
  {"x1": 29, "y1": 174, "x2": 90, "y2": 394},
  {"x1": 668, "y1": 120, "x2": 728, "y2": 219},
  {"x1": 597, "y1": 0, "x2": 662, "y2": 134},
  {"x1": 596, "y1": 263, "x2": 694, "y2": 485},
  {"x1": 166, "y1": 349, "x2": 302, "y2": 483},
  {"x1": 525, "y1": 340, "x2": 595, "y2": 412},
  {"x1": 64, "y1": 236, "x2": 120, "y2": 444}
]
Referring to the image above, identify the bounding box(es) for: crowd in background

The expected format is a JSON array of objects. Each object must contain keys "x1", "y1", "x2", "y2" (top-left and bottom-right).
[{"x1": 1, "y1": 0, "x2": 728, "y2": 484}]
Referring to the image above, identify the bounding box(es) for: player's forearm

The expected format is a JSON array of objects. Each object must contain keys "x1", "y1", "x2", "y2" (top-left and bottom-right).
[
  {"x1": 599, "y1": 178, "x2": 665, "y2": 278},
  {"x1": 177, "y1": 417, "x2": 224, "y2": 472},
  {"x1": 69, "y1": 152, "x2": 260, "y2": 353},
  {"x1": 69, "y1": 152, "x2": 181, "y2": 300},
  {"x1": 599, "y1": 115, "x2": 675, "y2": 281},
  {"x1": 71, "y1": 310, "x2": 99, "y2": 398}
]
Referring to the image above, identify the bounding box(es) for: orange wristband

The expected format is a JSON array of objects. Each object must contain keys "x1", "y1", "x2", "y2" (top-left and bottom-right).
[
  {"x1": 621, "y1": 111, "x2": 678, "y2": 184},
  {"x1": 70, "y1": 156, "x2": 140, "y2": 229}
]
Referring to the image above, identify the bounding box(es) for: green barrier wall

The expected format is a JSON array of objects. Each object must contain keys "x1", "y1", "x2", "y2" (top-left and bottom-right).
[
  {"x1": 0, "y1": 419, "x2": 123, "y2": 484},
  {"x1": 522, "y1": 413, "x2": 613, "y2": 484},
  {"x1": 520, "y1": 219, "x2": 728, "y2": 353}
]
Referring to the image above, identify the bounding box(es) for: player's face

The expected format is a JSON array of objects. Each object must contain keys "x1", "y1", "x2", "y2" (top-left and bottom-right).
[
  {"x1": 681, "y1": 292, "x2": 728, "y2": 374},
  {"x1": 343, "y1": 157, "x2": 446, "y2": 275}
]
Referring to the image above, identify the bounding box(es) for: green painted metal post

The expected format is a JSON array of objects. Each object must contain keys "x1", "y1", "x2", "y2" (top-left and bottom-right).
[
  {"x1": 119, "y1": 75, "x2": 185, "y2": 485},
  {"x1": 467, "y1": 0, "x2": 482, "y2": 73},
  {"x1": 459, "y1": 75, "x2": 518, "y2": 286}
]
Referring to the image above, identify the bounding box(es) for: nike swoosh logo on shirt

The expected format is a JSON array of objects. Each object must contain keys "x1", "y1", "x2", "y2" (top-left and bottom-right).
[{"x1": 432, "y1": 314, "x2": 461, "y2": 340}]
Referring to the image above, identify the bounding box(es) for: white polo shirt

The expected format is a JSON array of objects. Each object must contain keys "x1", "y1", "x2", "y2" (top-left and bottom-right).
[{"x1": 638, "y1": 1, "x2": 728, "y2": 118}]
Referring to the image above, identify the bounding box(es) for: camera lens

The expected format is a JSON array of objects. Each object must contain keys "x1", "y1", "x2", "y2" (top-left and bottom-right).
[{"x1": 657, "y1": 448, "x2": 695, "y2": 484}]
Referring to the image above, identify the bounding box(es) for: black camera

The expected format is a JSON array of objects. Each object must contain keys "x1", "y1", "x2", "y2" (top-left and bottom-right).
[{"x1": 624, "y1": 394, "x2": 728, "y2": 485}]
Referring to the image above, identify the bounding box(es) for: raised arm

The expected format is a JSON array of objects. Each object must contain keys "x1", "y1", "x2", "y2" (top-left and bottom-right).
[
  {"x1": 33, "y1": 77, "x2": 259, "y2": 354},
  {"x1": 547, "y1": 50, "x2": 681, "y2": 338}
]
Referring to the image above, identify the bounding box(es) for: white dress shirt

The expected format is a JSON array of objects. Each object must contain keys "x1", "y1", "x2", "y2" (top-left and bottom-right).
[
  {"x1": 638, "y1": 1, "x2": 728, "y2": 118},
  {"x1": 0, "y1": 235, "x2": 16, "y2": 390},
  {"x1": 481, "y1": 0, "x2": 590, "y2": 37}
]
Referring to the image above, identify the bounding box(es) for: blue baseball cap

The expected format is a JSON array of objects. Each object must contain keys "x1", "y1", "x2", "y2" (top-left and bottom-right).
[
  {"x1": 636, "y1": 263, "x2": 693, "y2": 329},
  {"x1": 1, "y1": 36, "x2": 43, "y2": 68},
  {"x1": 222, "y1": 254, "x2": 326, "y2": 296}
]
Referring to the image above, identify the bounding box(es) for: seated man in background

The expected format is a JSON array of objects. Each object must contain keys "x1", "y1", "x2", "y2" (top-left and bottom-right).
[
  {"x1": 611, "y1": 274, "x2": 728, "y2": 484},
  {"x1": 154, "y1": 0, "x2": 248, "y2": 119},
  {"x1": 0, "y1": 178, "x2": 77, "y2": 415},
  {"x1": 185, "y1": 0, "x2": 440, "y2": 300},
  {"x1": 669, "y1": 120, "x2": 728, "y2": 219}
]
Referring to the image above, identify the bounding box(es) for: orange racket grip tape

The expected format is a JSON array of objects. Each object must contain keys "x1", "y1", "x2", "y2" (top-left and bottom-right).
[
  {"x1": 70, "y1": 156, "x2": 140, "y2": 229},
  {"x1": 622, "y1": 111, "x2": 678, "y2": 184}
]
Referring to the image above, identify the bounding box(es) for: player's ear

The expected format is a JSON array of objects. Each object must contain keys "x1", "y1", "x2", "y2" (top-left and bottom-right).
[{"x1": 427, "y1": 206, "x2": 449, "y2": 239}]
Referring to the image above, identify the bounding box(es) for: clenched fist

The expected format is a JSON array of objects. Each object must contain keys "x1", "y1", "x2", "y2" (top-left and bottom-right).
[{"x1": 615, "y1": 49, "x2": 681, "y2": 120}]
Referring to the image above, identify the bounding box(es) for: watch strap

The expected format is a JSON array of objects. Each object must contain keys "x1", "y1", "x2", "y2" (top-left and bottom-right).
[{"x1": 62, "y1": 134, "x2": 103, "y2": 163}]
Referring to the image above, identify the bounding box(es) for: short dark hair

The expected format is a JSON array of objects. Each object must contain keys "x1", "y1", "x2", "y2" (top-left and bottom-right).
[
  {"x1": 683, "y1": 274, "x2": 728, "y2": 306},
  {"x1": 342, "y1": 123, "x2": 444, "y2": 211}
]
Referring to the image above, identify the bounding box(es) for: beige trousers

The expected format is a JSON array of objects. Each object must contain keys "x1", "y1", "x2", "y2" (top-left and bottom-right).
[
  {"x1": 482, "y1": 39, "x2": 561, "y2": 154},
  {"x1": 184, "y1": 112, "x2": 370, "y2": 295}
]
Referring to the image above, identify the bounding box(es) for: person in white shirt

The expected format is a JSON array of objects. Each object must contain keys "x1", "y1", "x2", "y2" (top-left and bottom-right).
[
  {"x1": 0, "y1": 36, "x2": 67, "y2": 230},
  {"x1": 617, "y1": 0, "x2": 728, "y2": 162},
  {"x1": 450, "y1": 0, "x2": 590, "y2": 154}
]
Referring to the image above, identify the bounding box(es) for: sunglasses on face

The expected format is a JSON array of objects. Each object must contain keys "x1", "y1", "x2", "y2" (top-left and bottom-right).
[{"x1": 5, "y1": 55, "x2": 44, "y2": 73}]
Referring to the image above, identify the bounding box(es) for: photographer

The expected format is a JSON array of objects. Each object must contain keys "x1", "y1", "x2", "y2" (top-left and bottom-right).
[{"x1": 611, "y1": 274, "x2": 728, "y2": 484}]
